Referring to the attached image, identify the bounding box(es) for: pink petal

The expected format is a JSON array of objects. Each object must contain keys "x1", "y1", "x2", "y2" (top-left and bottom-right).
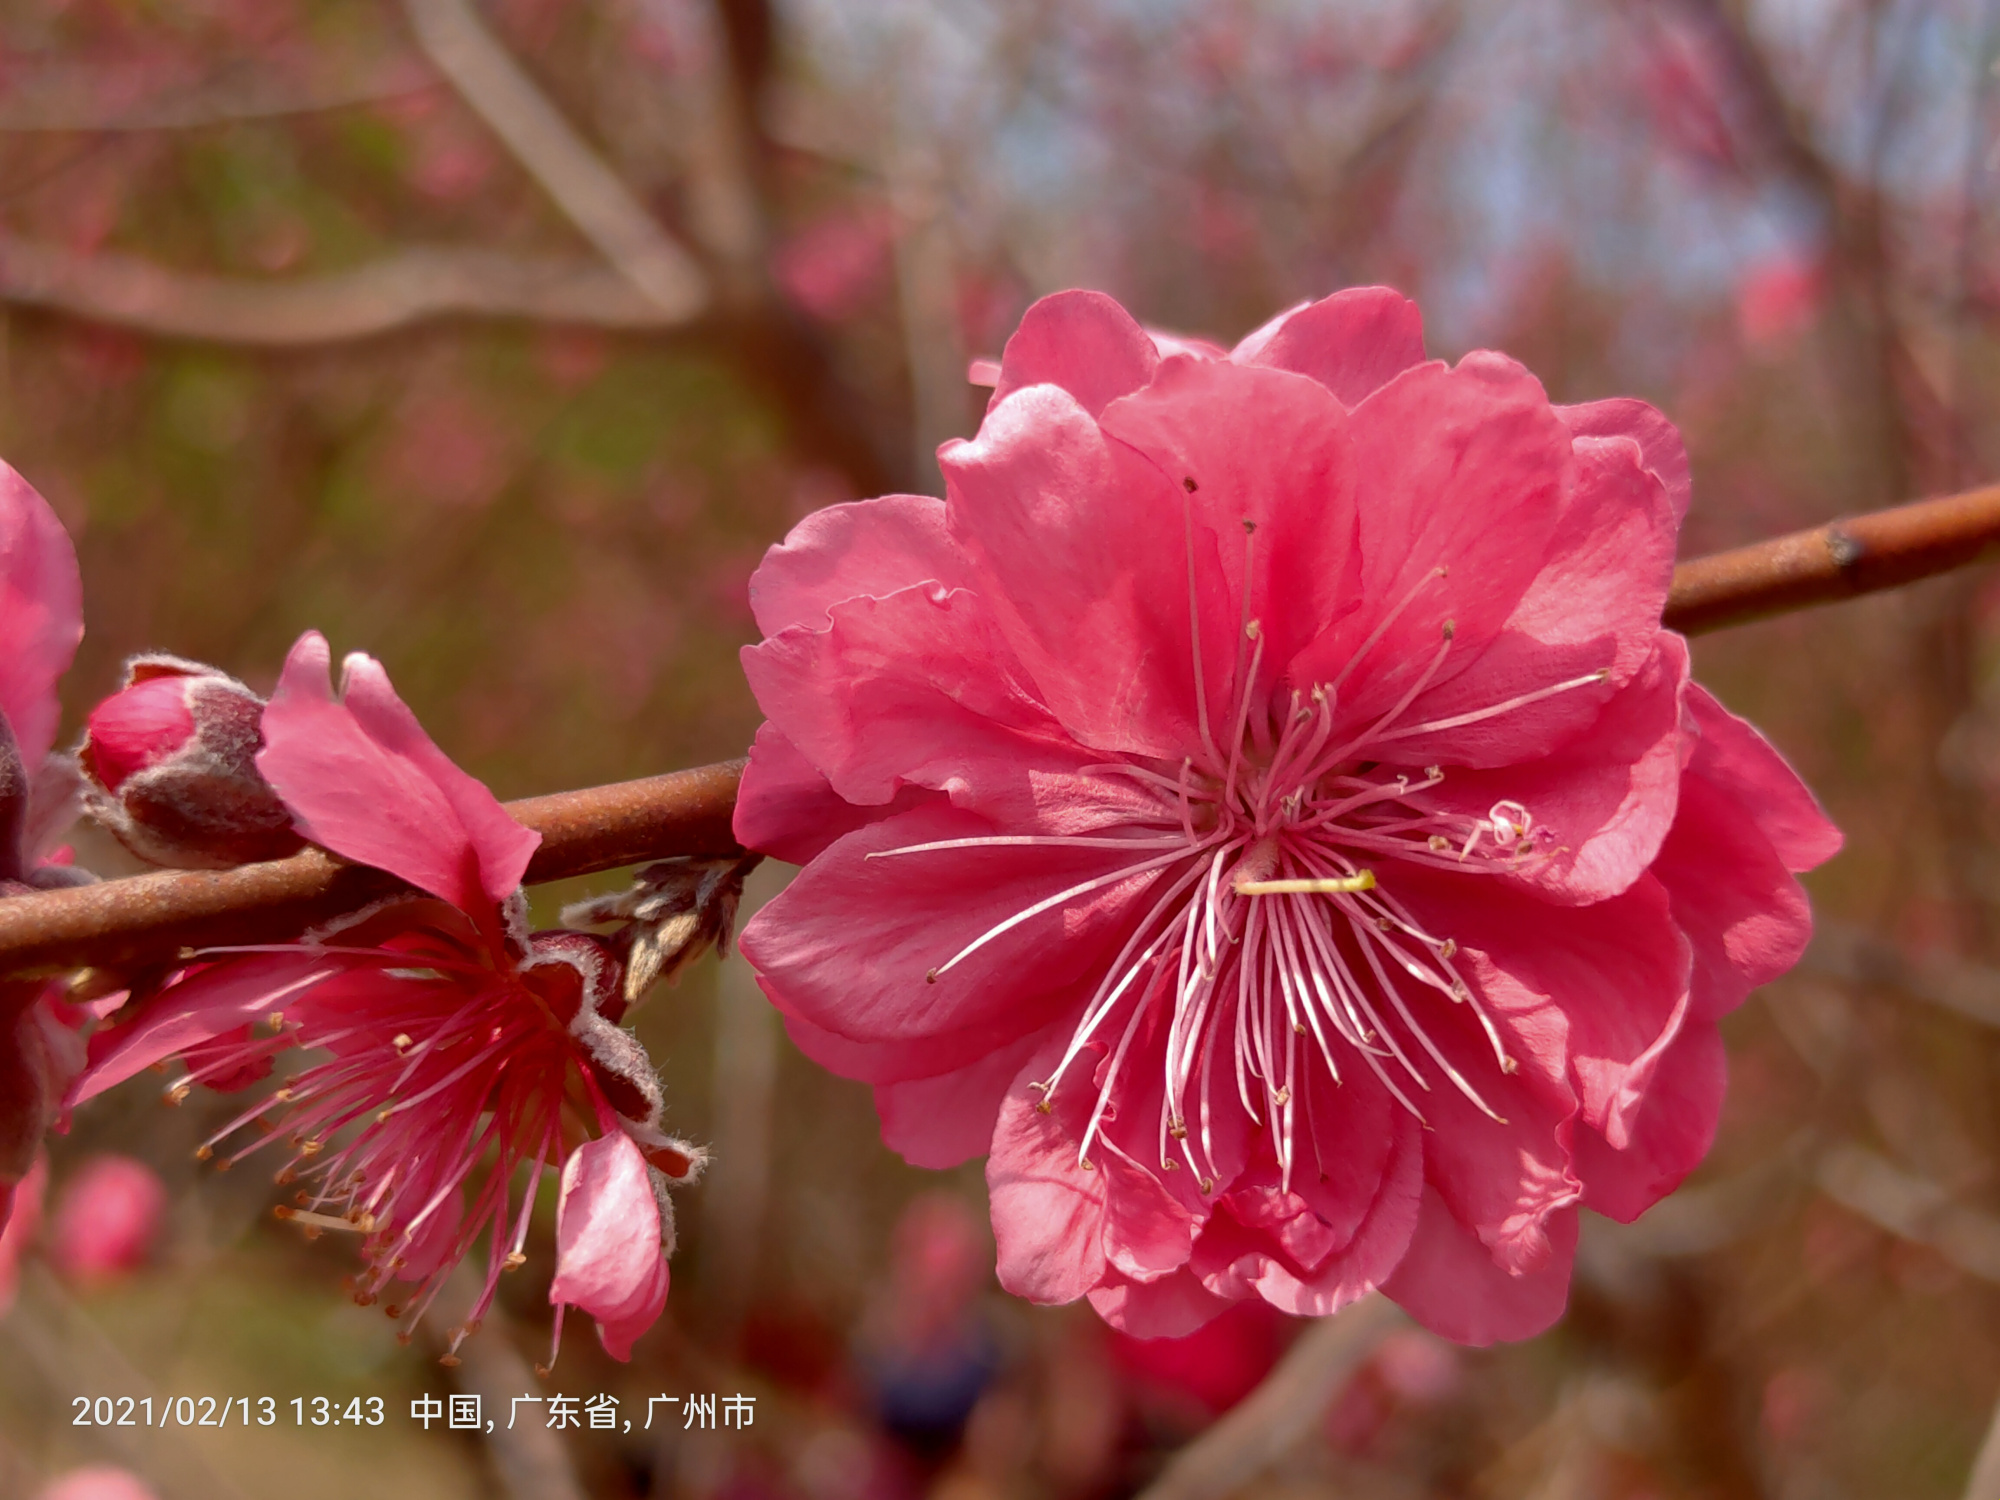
[
  {"x1": 0, "y1": 463, "x2": 83, "y2": 769},
  {"x1": 1287, "y1": 354, "x2": 1573, "y2": 739},
  {"x1": 258, "y1": 632, "x2": 540, "y2": 916},
  {"x1": 1097, "y1": 357, "x2": 1361, "y2": 704},
  {"x1": 1346, "y1": 425, "x2": 1677, "y2": 769},
  {"x1": 987, "y1": 289, "x2": 1160, "y2": 417},
  {"x1": 70, "y1": 953, "x2": 341, "y2": 1106},
  {"x1": 1685, "y1": 685, "x2": 1842, "y2": 873},
  {"x1": 987, "y1": 1046, "x2": 1108, "y2": 1305},
  {"x1": 1654, "y1": 728, "x2": 1819, "y2": 1023},
  {"x1": 747, "y1": 493, "x2": 974, "y2": 638},
  {"x1": 1557, "y1": 397, "x2": 1691, "y2": 521},
  {"x1": 873, "y1": 1020, "x2": 1062, "y2": 1169},
  {"x1": 1380, "y1": 1186, "x2": 1577, "y2": 1346},
  {"x1": 1573, "y1": 1021, "x2": 1726, "y2": 1222},
  {"x1": 733, "y1": 721, "x2": 943, "y2": 866},
  {"x1": 943, "y1": 384, "x2": 1235, "y2": 759},
  {"x1": 741, "y1": 804, "x2": 1153, "y2": 1067},
  {"x1": 1231, "y1": 287, "x2": 1428, "y2": 408},
  {"x1": 742, "y1": 583, "x2": 1098, "y2": 814},
  {"x1": 1088, "y1": 1265, "x2": 1235, "y2": 1337},
  {"x1": 550, "y1": 1131, "x2": 668, "y2": 1360},
  {"x1": 1405, "y1": 635, "x2": 1689, "y2": 905}
]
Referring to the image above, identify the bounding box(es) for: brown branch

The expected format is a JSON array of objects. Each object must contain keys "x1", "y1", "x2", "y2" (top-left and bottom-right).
[
  {"x1": 0, "y1": 761, "x2": 742, "y2": 976},
  {"x1": 0, "y1": 234, "x2": 690, "y2": 343},
  {"x1": 1659, "y1": 481, "x2": 2000, "y2": 634},
  {"x1": 3, "y1": 482, "x2": 2000, "y2": 977}
]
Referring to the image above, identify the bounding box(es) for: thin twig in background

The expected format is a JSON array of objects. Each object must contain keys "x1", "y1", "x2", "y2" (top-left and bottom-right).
[
  {"x1": 0, "y1": 234, "x2": 688, "y2": 343},
  {"x1": 1135, "y1": 1295, "x2": 1405, "y2": 1500},
  {"x1": 1965, "y1": 1394, "x2": 2000, "y2": 1500},
  {"x1": 401, "y1": 0, "x2": 710, "y2": 320}
]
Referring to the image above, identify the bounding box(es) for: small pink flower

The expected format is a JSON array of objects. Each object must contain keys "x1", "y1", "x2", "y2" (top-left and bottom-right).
[
  {"x1": 49, "y1": 1154, "x2": 167, "y2": 1286},
  {"x1": 733, "y1": 288, "x2": 1841, "y2": 1343},
  {"x1": 76, "y1": 632, "x2": 698, "y2": 1367},
  {"x1": 79, "y1": 656, "x2": 303, "y2": 869}
]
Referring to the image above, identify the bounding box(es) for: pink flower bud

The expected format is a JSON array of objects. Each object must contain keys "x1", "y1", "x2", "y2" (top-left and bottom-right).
[
  {"x1": 49, "y1": 1154, "x2": 166, "y2": 1286},
  {"x1": 80, "y1": 656, "x2": 303, "y2": 869}
]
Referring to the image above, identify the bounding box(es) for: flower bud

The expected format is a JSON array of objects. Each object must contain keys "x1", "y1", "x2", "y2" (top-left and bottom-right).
[
  {"x1": 49, "y1": 1154, "x2": 167, "y2": 1286},
  {"x1": 80, "y1": 655, "x2": 303, "y2": 869}
]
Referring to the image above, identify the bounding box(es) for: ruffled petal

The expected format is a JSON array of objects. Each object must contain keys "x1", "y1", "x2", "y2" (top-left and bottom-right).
[
  {"x1": 1557, "y1": 397, "x2": 1691, "y2": 521},
  {"x1": 258, "y1": 632, "x2": 540, "y2": 917},
  {"x1": 1573, "y1": 1021, "x2": 1726, "y2": 1222},
  {"x1": 748, "y1": 493, "x2": 973, "y2": 638},
  {"x1": 987, "y1": 1044, "x2": 1108, "y2": 1305},
  {"x1": 732, "y1": 721, "x2": 945, "y2": 866},
  {"x1": 0, "y1": 462, "x2": 83, "y2": 769},
  {"x1": 1230, "y1": 286, "x2": 1428, "y2": 408},
  {"x1": 1286, "y1": 354, "x2": 1574, "y2": 742},
  {"x1": 943, "y1": 384, "x2": 1235, "y2": 760},
  {"x1": 873, "y1": 1019, "x2": 1061, "y2": 1169},
  {"x1": 1381, "y1": 1187, "x2": 1576, "y2": 1345},
  {"x1": 1402, "y1": 635, "x2": 1690, "y2": 905},
  {"x1": 988, "y1": 289, "x2": 1160, "y2": 417},
  {"x1": 1098, "y1": 357, "x2": 1361, "y2": 705},
  {"x1": 740, "y1": 803, "x2": 1167, "y2": 1061},
  {"x1": 1684, "y1": 685, "x2": 1843, "y2": 874}
]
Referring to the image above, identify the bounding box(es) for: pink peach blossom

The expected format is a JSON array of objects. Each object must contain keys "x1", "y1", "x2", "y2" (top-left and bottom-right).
[
  {"x1": 49, "y1": 1154, "x2": 167, "y2": 1286},
  {"x1": 0, "y1": 463, "x2": 86, "y2": 1235},
  {"x1": 76, "y1": 632, "x2": 697, "y2": 1367},
  {"x1": 734, "y1": 287, "x2": 1840, "y2": 1344}
]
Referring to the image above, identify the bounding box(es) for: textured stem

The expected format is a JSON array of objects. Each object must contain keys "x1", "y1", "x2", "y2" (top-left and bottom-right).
[
  {"x1": 6, "y1": 481, "x2": 2000, "y2": 977},
  {"x1": 1661, "y1": 482, "x2": 2000, "y2": 633}
]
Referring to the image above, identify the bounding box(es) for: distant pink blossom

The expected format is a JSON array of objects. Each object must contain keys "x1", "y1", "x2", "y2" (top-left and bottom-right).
[
  {"x1": 775, "y1": 206, "x2": 896, "y2": 323},
  {"x1": 1736, "y1": 255, "x2": 1825, "y2": 350},
  {"x1": 734, "y1": 287, "x2": 1841, "y2": 1343},
  {"x1": 33, "y1": 1466, "x2": 160, "y2": 1500},
  {"x1": 49, "y1": 1155, "x2": 167, "y2": 1286},
  {"x1": 76, "y1": 632, "x2": 697, "y2": 1367},
  {"x1": 0, "y1": 1154, "x2": 48, "y2": 1313}
]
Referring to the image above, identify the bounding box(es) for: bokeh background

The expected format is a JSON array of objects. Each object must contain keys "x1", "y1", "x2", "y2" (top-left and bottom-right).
[{"x1": 0, "y1": 0, "x2": 1996, "y2": 1496}]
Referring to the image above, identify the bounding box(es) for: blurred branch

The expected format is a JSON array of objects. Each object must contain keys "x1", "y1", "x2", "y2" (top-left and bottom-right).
[
  {"x1": 0, "y1": 59, "x2": 435, "y2": 131},
  {"x1": 0, "y1": 233, "x2": 690, "y2": 343},
  {"x1": 1966, "y1": 1392, "x2": 2000, "y2": 1500},
  {"x1": 401, "y1": 0, "x2": 710, "y2": 319},
  {"x1": 1802, "y1": 921, "x2": 2000, "y2": 1030},
  {"x1": 1137, "y1": 1295, "x2": 1404, "y2": 1500},
  {"x1": 1815, "y1": 1142, "x2": 2000, "y2": 1281}
]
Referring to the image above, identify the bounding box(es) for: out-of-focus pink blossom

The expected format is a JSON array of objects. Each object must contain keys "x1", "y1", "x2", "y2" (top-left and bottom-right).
[
  {"x1": 1106, "y1": 1298, "x2": 1290, "y2": 1417},
  {"x1": 1372, "y1": 1327, "x2": 1463, "y2": 1403},
  {"x1": 0, "y1": 1154, "x2": 48, "y2": 1314},
  {"x1": 734, "y1": 287, "x2": 1841, "y2": 1345},
  {"x1": 33, "y1": 1466, "x2": 160, "y2": 1500},
  {"x1": 49, "y1": 1155, "x2": 167, "y2": 1286},
  {"x1": 775, "y1": 207, "x2": 896, "y2": 323},
  {"x1": 1737, "y1": 255, "x2": 1825, "y2": 351},
  {"x1": 79, "y1": 656, "x2": 302, "y2": 870},
  {"x1": 75, "y1": 632, "x2": 700, "y2": 1368}
]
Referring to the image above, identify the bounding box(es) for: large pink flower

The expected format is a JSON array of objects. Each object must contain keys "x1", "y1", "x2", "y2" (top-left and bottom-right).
[
  {"x1": 76, "y1": 632, "x2": 695, "y2": 1366},
  {"x1": 0, "y1": 463, "x2": 87, "y2": 1234},
  {"x1": 734, "y1": 288, "x2": 1841, "y2": 1343}
]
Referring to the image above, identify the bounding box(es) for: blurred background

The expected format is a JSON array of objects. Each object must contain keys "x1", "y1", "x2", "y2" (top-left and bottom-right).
[{"x1": 0, "y1": 0, "x2": 1994, "y2": 1496}]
